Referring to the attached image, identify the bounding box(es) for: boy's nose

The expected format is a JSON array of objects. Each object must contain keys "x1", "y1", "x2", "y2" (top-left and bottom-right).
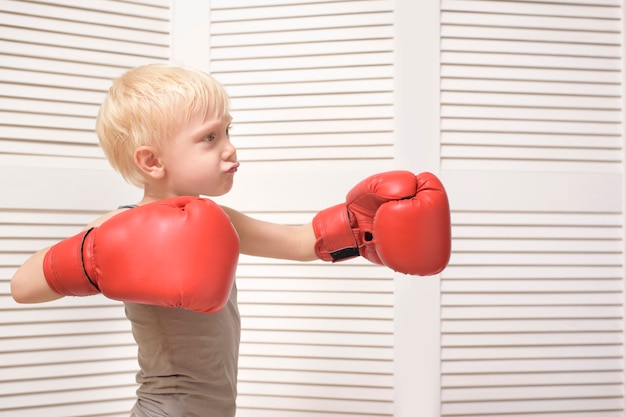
[{"x1": 223, "y1": 139, "x2": 237, "y2": 160}]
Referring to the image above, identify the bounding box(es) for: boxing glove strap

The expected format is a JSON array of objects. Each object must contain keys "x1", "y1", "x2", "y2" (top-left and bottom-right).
[
  {"x1": 312, "y1": 203, "x2": 359, "y2": 262},
  {"x1": 43, "y1": 229, "x2": 100, "y2": 296},
  {"x1": 80, "y1": 227, "x2": 100, "y2": 291}
]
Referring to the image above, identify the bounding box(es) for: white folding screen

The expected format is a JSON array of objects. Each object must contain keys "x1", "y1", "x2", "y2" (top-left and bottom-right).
[
  {"x1": 3, "y1": 1, "x2": 625, "y2": 416},
  {"x1": 439, "y1": 0, "x2": 625, "y2": 415},
  {"x1": 0, "y1": 1, "x2": 165, "y2": 416}
]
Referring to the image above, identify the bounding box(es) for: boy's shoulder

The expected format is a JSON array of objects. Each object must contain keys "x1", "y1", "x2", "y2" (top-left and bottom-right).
[{"x1": 85, "y1": 207, "x2": 134, "y2": 229}]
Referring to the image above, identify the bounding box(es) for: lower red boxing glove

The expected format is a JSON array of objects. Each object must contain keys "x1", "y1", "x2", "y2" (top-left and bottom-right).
[
  {"x1": 43, "y1": 196, "x2": 240, "y2": 313},
  {"x1": 313, "y1": 171, "x2": 451, "y2": 275}
]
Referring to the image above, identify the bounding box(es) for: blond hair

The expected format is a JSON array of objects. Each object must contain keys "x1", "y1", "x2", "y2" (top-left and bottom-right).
[{"x1": 96, "y1": 64, "x2": 230, "y2": 187}]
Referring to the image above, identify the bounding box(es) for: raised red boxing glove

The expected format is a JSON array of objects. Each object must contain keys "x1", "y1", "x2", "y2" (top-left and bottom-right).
[
  {"x1": 43, "y1": 196, "x2": 240, "y2": 313},
  {"x1": 313, "y1": 171, "x2": 451, "y2": 276}
]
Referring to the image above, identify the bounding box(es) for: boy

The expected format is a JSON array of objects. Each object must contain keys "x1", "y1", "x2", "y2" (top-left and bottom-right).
[{"x1": 11, "y1": 64, "x2": 451, "y2": 416}]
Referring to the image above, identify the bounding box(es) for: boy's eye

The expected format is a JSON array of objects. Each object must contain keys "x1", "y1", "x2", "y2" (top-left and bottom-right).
[{"x1": 205, "y1": 134, "x2": 216, "y2": 142}]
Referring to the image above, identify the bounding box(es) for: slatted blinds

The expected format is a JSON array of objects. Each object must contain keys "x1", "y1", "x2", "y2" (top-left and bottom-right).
[
  {"x1": 440, "y1": 0, "x2": 625, "y2": 415},
  {"x1": 208, "y1": 1, "x2": 397, "y2": 416},
  {"x1": 1, "y1": 1, "x2": 168, "y2": 416}
]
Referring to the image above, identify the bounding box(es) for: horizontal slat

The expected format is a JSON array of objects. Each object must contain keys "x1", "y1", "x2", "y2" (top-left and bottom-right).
[
  {"x1": 441, "y1": 398, "x2": 624, "y2": 415},
  {"x1": 0, "y1": 358, "x2": 138, "y2": 382},
  {"x1": 441, "y1": 65, "x2": 621, "y2": 83},
  {"x1": 452, "y1": 238, "x2": 621, "y2": 252},
  {"x1": 442, "y1": 24, "x2": 622, "y2": 45},
  {"x1": 443, "y1": 265, "x2": 623, "y2": 280},
  {"x1": 232, "y1": 119, "x2": 392, "y2": 136},
  {"x1": 442, "y1": 384, "x2": 623, "y2": 402},
  {"x1": 241, "y1": 330, "x2": 391, "y2": 347},
  {"x1": 212, "y1": 0, "x2": 391, "y2": 21},
  {"x1": 442, "y1": 91, "x2": 622, "y2": 109},
  {"x1": 0, "y1": 385, "x2": 136, "y2": 413},
  {"x1": 0, "y1": 39, "x2": 161, "y2": 69},
  {"x1": 226, "y1": 79, "x2": 392, "y2": 97},
  {"x1": 4, "y1": 0, "x2": 168, "y2": 31},
  {"x1": 238, "y1": 381, "x2": 392, "y2": 401},
  {"x1": 211, "y1": 13, "x2": 393, "y2": 35},
  {"x1": 442, "y1": 344, "x2": 624, "y2": 360},
  {"x1": 453, "y1": 225, "x2": 621, "y2": 239},
  {"x1": 0, "y1": 371, "x2": 137, "y2": 397},
  {"x1": 442, "y1": 105, "x2": 620, "y2": 122},
  {"x1": 442, "y1": 292, "x2": 623, "y2": 305},
  {"x1": 0, "y1": 82, "x2": 106, "y2": 104},
  {"x1": 239, "y1": 368, "x2": 392, "y2": 387},
  {"x1": 239, "y1": 304, "x2": 392, "y2": 320},
  {"x1": 212, "y1": 39, "x2": 392, "y2": 60},
  {"x1": 2, "y1": 17, "x2": 167, "y2": 48},
  {"x1": 443, "y1": 332, "x2": 622, "y2": 347},
  {"x1": 442, "y1": 38, "x2": 621, "y2": 57},
  {"x1": 211, "y1": 52, "x2": 393, "y2": 72},
  {"x1": 443, "y1": 51, "x2": 620, "y2": 71},
  {"x1": 441, "y1": 11, "x2": 620, "y2": 32},
  {"x1": 236, "y1": 394, "x2": 392, "y2": 416},
  {"x1": 34, "y1": 0, "x2": 169, "y2": 19},
  {"x1": 441, "y1": 279, "x2": 622, "y2": 293},
  {"x1": 0, "y1": 96, "x2": 98, "y2": 118},
  {"x1": 234, "y1": 105, "x2": 393, "y2": 123},
  {"x1": 0, "y1": 68, "x2": 111, "y2": 91},
  {"x1": 212, "y1": 25, "x2": 394, "y2": 47},
  {"x1": 442, "y1": 132, "x2": 621, "y2": 149},
  {"x1": 442, "y1": 358, "x2": 623, "y2": 373},
  {"x1": 442, "y1": 0, "x2": 620, "y2": 19},
  {"x1": 239, "y1": 343, "x2": 391, "y2": 360},
  {"x1": 442, "y1": 370, "x2": 624, "y2": 388},
  {"x1": 237, "y1": 277, "x2": 392, "y2": 292},
  {"x1": 441, "y1": 305, "x2": 623, "y2": 319},
  {"x1": 237, "y1": 145, "x2": 393, "y2": 161},
  {"x1": 0, "y1": 332, "x2": 134, "y2": 352},
  {"x1": 219, "y1": 65, "x2": 392, "y2": 85},
  {"x1": 232, "y1": 132, "x2": 393, "y2": 151},
  {"x1": 0, "y1": 111, "x2": 95, "y2": 131},
  {"x1": 239, "y1": 355, "x2": 391, "y2": 374},
  {"x1": 1, "y1": 345, "x2": 136, "y2": 368},
  {"x1": 243, "y1": 316, "x2": 391, "y2": 333},
  {"x1": 1, "y1": 319, "x2": 131, "y2": 338},
  {"x1": 0, "y1": 305, "x2": 126, "y2": 324},
  {"x1": 231, "y1": 93, "x2": 393, "y2": 111},
  {"x1": 238, "y1": 290, "x2": 392, "y2": 306}
]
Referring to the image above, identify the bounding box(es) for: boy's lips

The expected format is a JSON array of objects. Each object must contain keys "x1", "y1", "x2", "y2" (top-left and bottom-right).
[{"x1": 226, "y1": 162, "x2": 239, "y2": 173}]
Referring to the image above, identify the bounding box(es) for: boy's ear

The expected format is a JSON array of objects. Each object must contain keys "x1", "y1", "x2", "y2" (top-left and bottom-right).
[{"x1": 134, "y1": 146, "x2": 164, "y2": 179}]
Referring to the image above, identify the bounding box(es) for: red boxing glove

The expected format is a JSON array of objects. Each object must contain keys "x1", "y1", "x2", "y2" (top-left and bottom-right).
[
  {"x1": 313, "y1": 171, "x2": 451, "y2": 276},
  {"x1": 43, "y1": 197, "x2": 239, "y2": 313}
]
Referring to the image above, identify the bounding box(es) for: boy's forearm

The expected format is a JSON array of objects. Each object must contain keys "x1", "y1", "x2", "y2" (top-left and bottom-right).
[{"x1": 11, "y1": 247, "x2": 64, "y2": 303}]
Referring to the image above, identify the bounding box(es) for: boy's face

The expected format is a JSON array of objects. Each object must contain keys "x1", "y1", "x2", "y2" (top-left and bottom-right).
[{"x1": 159, "y1": 112, "x2": 238, "y2": 197}]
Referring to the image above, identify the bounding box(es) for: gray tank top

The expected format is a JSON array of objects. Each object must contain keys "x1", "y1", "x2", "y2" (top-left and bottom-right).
[{"x1": 125, "y1": 285, "x2": 241, "y2": 417}]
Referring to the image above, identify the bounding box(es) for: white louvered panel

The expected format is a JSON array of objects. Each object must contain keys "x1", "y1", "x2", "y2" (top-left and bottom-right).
[
  {"x1": 209, "y1": 2, "x2": 395, "y2": 416},
  {"x1": 210, "y1": 0, "x2": 394, "y2": 164},
  {"x1": 440, "y1": 0, "x2": 623, "y2": 173},
  {"x1": 441, "y1": 210, "x2": 625, "y2": 416},
  {"x1": 0, "y1": 0, "x2": 170, "y2": 165},
  {"x1": 1, "y1": 1, "x2": 168, "y2": 416}
]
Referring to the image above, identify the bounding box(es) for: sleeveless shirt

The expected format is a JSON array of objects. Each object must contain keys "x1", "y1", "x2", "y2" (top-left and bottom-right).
[{"x1": 126, "y1": 285, "x2": 241, "y2": 417}]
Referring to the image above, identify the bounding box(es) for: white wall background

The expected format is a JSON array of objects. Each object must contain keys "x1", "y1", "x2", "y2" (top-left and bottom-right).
[{"x1": 1, "y1": 1, "x2": 624, "y2": 416}]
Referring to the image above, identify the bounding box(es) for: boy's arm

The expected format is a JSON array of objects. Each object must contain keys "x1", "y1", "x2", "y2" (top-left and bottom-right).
[
  {"x1": 11, "y1": 247, "x2": 63, "y2": 303},
  {"x1": 221, "y1": 206, "x2": 318, "y2": 262},
  {"x1": 10, "y1": 208, "x2": 126, "y2": 304},
  {"x1": 225, "y1": 171, "x2": 452, "y2": 276}
]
